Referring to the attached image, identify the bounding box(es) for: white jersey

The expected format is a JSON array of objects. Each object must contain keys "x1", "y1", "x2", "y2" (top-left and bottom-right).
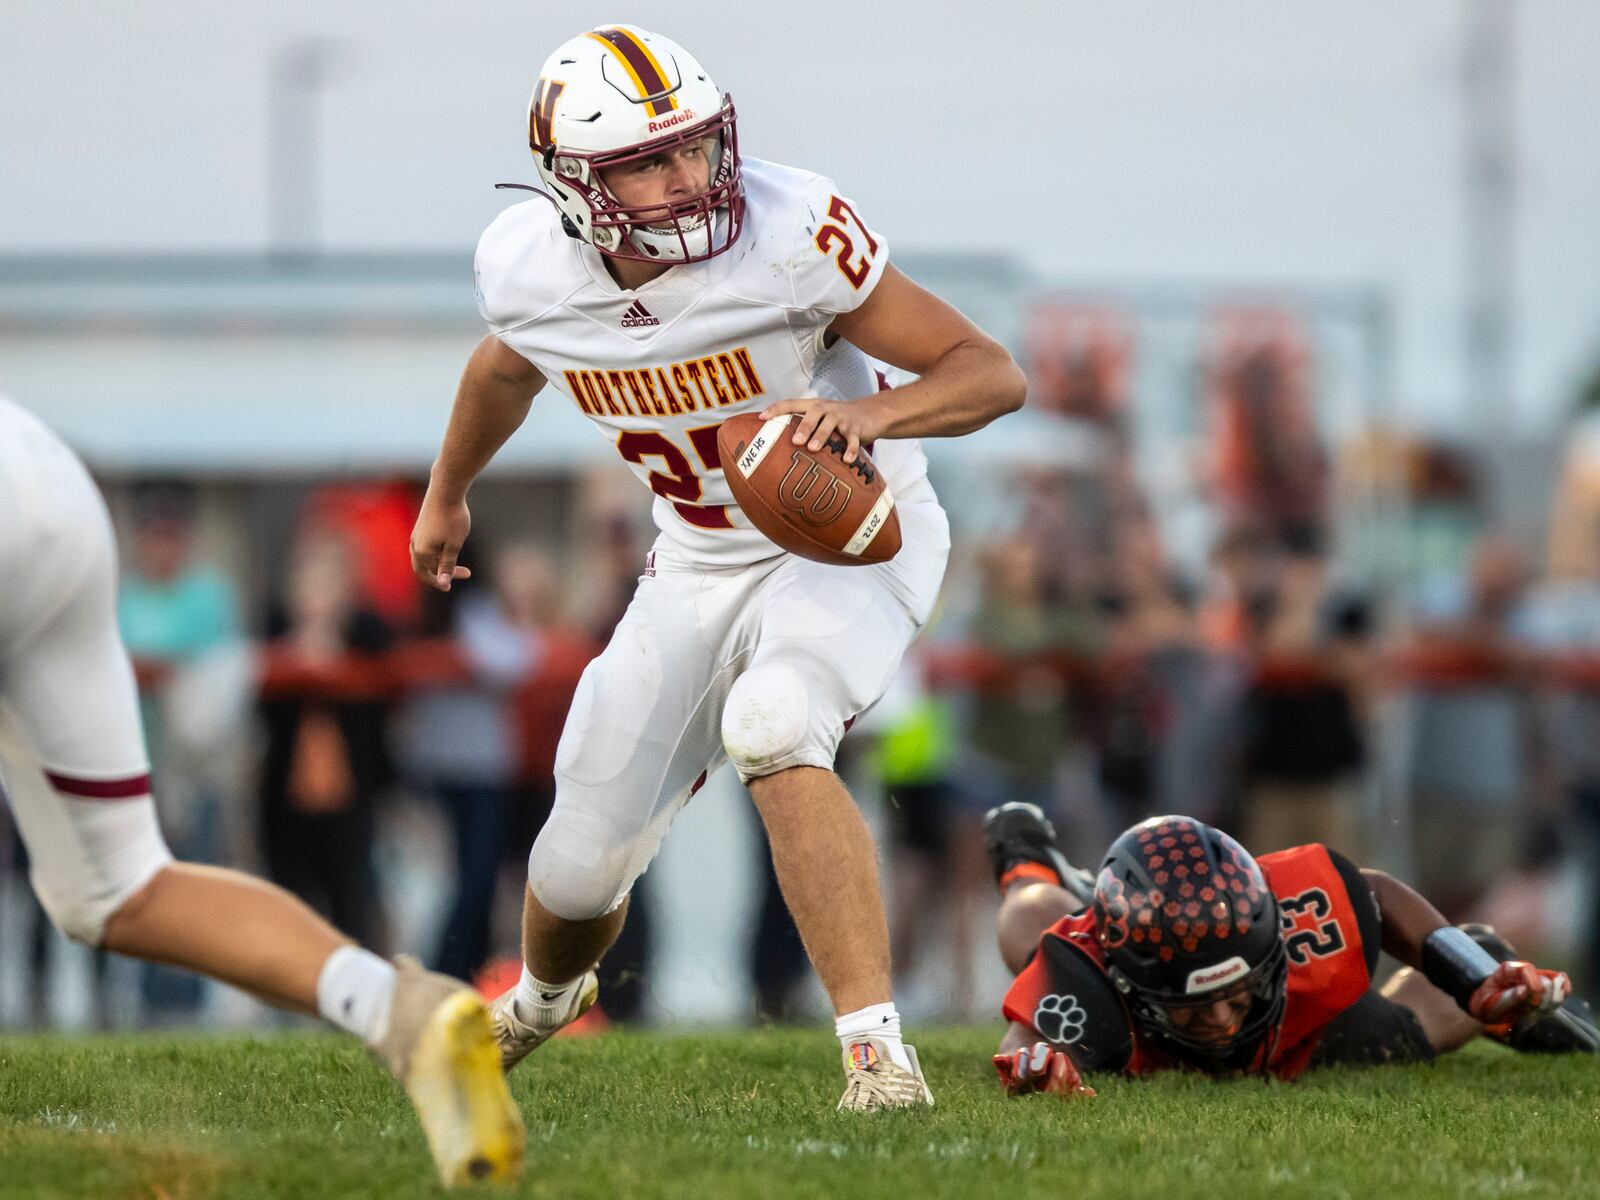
[{"x1": 474, "y1": 157, "x2": 934, "y2": 568}]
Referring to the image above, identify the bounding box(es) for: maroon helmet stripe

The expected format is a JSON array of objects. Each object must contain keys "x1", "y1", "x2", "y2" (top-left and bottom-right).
[
  {"x1": 591, "y1": 27, "x2": 676, "y2": 116},
  {"x1": 46, "y1": 771, "x2": 152, "y2": 800}
]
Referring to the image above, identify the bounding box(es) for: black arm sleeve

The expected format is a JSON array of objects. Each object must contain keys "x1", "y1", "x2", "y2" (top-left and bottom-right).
[{"x1": 1326, "y1": 847, "x2": 1382, "y2": 979}]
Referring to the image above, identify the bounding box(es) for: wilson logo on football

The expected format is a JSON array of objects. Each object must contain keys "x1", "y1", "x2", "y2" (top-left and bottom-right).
[
  {"x1": 620, "y1": 300, "x2": 660, "y2": 328},
  {"x1": 777, "y1": 453, "x2": 852, "y2": 526}
]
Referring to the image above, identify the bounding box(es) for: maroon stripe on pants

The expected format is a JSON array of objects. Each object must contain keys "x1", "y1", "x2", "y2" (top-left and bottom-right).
[{"x1": 45, "y1": 771, "x2": 152, "y2": 800}]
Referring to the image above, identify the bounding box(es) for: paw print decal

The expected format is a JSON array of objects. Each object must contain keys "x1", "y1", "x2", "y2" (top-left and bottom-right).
[{"x1": 1033, "y1": 993, "x2": 1087, "y2": 1046}]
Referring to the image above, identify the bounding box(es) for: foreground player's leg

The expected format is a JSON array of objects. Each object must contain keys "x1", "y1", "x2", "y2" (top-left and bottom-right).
[
  {"x1": 1, "y1": 642, "x2": 522, "y2": 1184},
  {"x1": 0, "y1": 727, "x2": 520, "y2": 1185},
  {"x1": 100, "y1": 862, "x2": 344, "y2": 1008},
  {"x1": 97, "y1": 862, "x2": 524, "y2": 1186},
  {"x1": 749, "y1": 765, "x2": 932, "y2": 1110},
  {"x1": 487, "y1": 884, "x2": 605, "y2": 1071},
  {"x1": 1, "y1": 405, "x2": 521, "y2": 1185}
]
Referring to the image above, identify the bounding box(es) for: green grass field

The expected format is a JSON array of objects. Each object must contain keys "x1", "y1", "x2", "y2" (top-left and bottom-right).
[{"x1": 0, "y1": 1028, "x2": 1593, "y2": 1200}]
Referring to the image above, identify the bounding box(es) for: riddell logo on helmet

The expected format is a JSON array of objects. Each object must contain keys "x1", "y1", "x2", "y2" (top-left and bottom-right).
[
  {"x1": 647, "y1": 108, "x2": 697, "y2": 134},
  {"x1": 1185, "y1": 956, "x2": 1249, "y2": 994}
]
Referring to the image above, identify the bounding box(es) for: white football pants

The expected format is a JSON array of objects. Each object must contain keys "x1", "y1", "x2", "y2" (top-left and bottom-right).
[
  {"x1": 0, "y1": 398, "x2": 172, "y2": 943},
  {"x1": 527, "y1": 483, "x2": 949, "y2": 921}
]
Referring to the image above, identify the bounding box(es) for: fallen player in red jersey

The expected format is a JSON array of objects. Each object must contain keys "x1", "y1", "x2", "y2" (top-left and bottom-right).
[{"x1": 982, "y1": 804, "x2": 1598, "y2": 1098}]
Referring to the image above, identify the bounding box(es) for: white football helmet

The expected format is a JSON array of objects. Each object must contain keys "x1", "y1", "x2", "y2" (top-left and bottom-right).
[{"x1": 528, "y1": 25, "x2": 744, "y2": 264}]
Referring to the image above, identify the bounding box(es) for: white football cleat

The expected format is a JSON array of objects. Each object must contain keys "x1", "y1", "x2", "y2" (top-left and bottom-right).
[
  {"x1": 372, "y1": 956, "x2": 524, "y2": 1186},
  {"x1": 487, "y1": 970, "x2": 600, "y2": 1073},
  {"x1": 836, "y1": 1038, "x2": 935, "y2": 1111}
]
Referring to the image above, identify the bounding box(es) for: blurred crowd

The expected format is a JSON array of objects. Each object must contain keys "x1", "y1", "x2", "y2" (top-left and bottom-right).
[
  {"x1": 873, "y1": 310, "x2": 1600, "y2": 1018},
  {"x1": 4, "y1": 310, "x2": 1600, "y2": 1030}
]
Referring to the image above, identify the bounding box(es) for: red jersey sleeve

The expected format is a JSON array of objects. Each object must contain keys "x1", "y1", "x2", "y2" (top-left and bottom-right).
[{"x1": 1002, "y1": 915, "x2": 1076, "y2": 1028}]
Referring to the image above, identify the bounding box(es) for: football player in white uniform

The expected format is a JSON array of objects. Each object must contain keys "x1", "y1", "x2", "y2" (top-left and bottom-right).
[
  {"x1": 0, "y1": 397, "x2": 523, "y2": 1186},
  {"x1": 409, "y1": 24, "x2": 1026, "y2": 1109}
]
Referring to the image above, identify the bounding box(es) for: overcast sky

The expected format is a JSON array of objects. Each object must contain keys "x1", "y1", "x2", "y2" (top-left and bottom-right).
[{"x1": 3, "y1": 1, "x2": 1597, "y2": 430}]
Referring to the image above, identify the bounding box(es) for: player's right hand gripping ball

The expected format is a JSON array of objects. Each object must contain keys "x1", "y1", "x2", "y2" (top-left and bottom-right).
[{"x1": 718, "y1": 412, "x2": 901, "y2": 566}]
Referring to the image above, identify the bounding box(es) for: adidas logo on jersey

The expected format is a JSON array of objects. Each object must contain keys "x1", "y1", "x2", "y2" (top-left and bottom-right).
[{"x1": 620, "y1": 300, "x2": 660, "y2": 328}]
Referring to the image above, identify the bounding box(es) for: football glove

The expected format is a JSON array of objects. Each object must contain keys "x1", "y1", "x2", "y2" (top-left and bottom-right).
[
  {"x1": 1467, "y1": 960, "x2": 1571, "y2": 1025},
  {"x1": 993, "y1": 1042, "x2": 1095, "y2": 1099}
]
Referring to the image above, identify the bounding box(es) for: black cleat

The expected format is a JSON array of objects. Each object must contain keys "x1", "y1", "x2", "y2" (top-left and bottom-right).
[
  {"x1": 1462, "y1": 924, "x2": 1600, "y2": 1055},
  {"x1": 1510, "y1": 996, "x2": 1600, "y2": 1054},
  {"x1": 982, "y1": 802, "x2": 1096, "y2": 907}
]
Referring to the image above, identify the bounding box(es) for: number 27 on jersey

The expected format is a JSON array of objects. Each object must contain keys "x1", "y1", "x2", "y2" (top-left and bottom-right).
[{"x1": 815, "y1": 196, "x2": 878, "y2": 290}]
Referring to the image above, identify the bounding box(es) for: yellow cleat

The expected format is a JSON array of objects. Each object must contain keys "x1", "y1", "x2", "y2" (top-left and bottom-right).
[{"x1": 375, "y1": 956, "x2": 525, "y2": 1186}]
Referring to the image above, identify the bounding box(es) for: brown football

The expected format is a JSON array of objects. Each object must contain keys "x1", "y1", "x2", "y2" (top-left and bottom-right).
[{"x1": 718, "y1": 412, "x2": 902, "y2": 566}]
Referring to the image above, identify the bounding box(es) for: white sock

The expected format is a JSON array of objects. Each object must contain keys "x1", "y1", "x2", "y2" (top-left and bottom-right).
[
  {"x1": 836, "y1": 1002, "x2": 913, "y2": 1072},
  {"x1": 316, "y1": 946, "x2": 397, "y2": 1047},
  {"x1": 511, "y1": 965, "x2": 583, "y2": 1027}
]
